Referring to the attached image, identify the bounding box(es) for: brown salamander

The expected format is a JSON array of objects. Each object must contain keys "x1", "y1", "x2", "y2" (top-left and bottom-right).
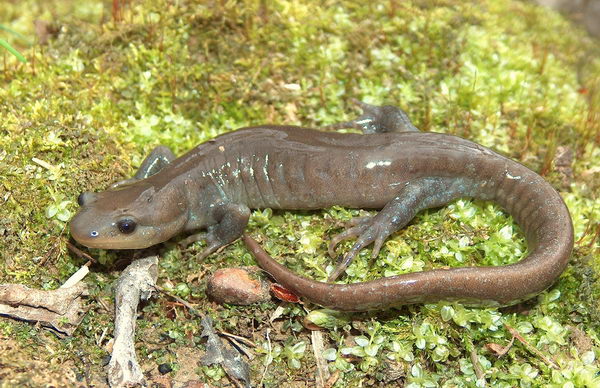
[{"x1": 70, "y1": 102, "x2": 573, "y2": 311}]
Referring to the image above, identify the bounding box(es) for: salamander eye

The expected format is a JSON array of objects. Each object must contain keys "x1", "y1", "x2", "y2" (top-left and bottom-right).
[{"x1": 117, "y1": 219, "x2": 137, "y2": 234}]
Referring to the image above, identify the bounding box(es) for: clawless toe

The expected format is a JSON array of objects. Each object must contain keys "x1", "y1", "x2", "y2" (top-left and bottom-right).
[
  {"x1": 327, "y1": 216, "x2": 392, "y2": 281},
  {"x1": 328, "y1": 220, "x2": 370, "y2": 258}
]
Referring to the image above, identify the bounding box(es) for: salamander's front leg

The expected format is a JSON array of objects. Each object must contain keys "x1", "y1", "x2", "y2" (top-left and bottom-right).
[
  {"x1": 109, "y1": 145, "x2": 176, "y2": 189},
  {"x1": 180, "y1": 203, "x2": 251, "y2": 260},
  {"x1": 327, "y1": 177, "x2": 473, "y2": 281},
  {"x1": 325, "y1": 99, "x2": 419, "y2": 134}
]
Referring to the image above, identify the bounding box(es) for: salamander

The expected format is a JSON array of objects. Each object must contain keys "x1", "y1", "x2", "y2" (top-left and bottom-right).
[{"x1": 69, "y1": 101, "x2": 574, "y2": 311}]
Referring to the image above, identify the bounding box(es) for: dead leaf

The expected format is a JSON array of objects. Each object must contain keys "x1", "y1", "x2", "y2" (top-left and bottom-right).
[
  {"x1": 485, "y1": 339, "x2": 513, "y2": 357},
  {"x1": 201, "y1": 316, "x2": 250, "y2": 388},
  {"x1": 271, "y1": 283, "x2": 300, "y2": 303}
]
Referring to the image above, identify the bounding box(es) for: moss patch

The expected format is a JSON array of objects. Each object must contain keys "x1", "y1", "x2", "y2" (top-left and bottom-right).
[{"x1": 1, "y1": 0, "x2": 599, "y2": 386}]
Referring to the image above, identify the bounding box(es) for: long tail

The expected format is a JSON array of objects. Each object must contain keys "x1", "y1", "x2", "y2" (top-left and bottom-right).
[{"x1": 243, "y1": 161, "x2": 573, "y2": 311}]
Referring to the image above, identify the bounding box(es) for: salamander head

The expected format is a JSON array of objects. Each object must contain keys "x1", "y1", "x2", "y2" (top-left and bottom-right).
[{"x1": 69, "y1": 183, "x2": 188, "y2": 249}]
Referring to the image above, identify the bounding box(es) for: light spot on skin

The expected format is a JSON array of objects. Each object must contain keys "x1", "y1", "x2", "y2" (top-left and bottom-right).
[
  {"x1": 263, "y1": 154, "x2": 269, "y2": 178},
  {"x1": 218, "y1": 146, "x2": 225, "y2": 152},
  {"x1": 146, "y1": 157, "x2": 160, "y2": 173},
  {"x1": 365, "y1": 160, "x2": 392, "y2": 169},
  {"x1": 355, "y1": 118, "x2": 373, "y2": 125},
  {"x1": 505, "y1": 171, "x2": 522, "y2": 180}
]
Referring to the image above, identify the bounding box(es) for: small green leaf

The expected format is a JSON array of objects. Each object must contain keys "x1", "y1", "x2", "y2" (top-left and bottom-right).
[
  {"x1": 322, "y1": 348, "x2": 337, "y2": 361},
  {"x1": 440, "y1": 305, "x2": 455, "y2": 321},
  {"x1": 354, "y1": 336, "x2": 369, "y2": 347},
  {"x1": 175, "y1": 283, "x2": 191, "y2": 297},
  {"x1": 304, "y1": 309, "x2": 351, "y2": 330},
  {"x1": 289, "y1": 358, "x2": 301, "y2": 369},
  {"x1": 364, "y1": 344, "x2": 380, "y2": 357}
]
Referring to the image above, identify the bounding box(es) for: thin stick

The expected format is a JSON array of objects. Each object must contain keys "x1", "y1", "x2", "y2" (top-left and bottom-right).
[
  {"x1": 155, "y1": 285, "x2": 204, "y2": 319},
  {"x1": 260, "y1": 328, "x2": 272, "y2": 386},
  {"x1": 67, "y1": 241, "x2": 98, "y2": 264},
  {"x1": 108, "y1": 256, "x2": 159, "y2": 387},
  {"x1": 469, "y1": 347, "x2": 485, "y2": 382},
  {"x1": 505, "y1": 324, "x2": 559, "y2": 369},
  {"x1": 60, "y1": 261, "x2": 91, "y2": 289},
  {"x1": 219, "y1": 330, "x2": 257, "y2": 348},
  {"x1": 223, "y1": 335, "x2": 254, "y2": 360}
]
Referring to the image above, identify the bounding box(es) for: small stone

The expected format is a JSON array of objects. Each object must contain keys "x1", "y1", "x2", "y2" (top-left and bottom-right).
[
  {"x1": 158, "y1": 363, "x2": 172, "y2": 374},
  {"x1": 206, "y1": 266, "x2": 272, "y2": 305}
]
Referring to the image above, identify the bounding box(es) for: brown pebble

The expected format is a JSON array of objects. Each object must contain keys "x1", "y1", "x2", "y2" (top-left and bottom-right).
[{"x1": 206, "y1": 266, "x2": 272, "y2": 305}]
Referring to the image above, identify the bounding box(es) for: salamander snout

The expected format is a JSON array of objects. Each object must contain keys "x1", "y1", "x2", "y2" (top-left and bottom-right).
[
  {"x1": 70, "y1": 183, "x2": 189, "y2": 249},
  {"x1": 69, "y1": 209, "x2": 149, "y2": 249}
]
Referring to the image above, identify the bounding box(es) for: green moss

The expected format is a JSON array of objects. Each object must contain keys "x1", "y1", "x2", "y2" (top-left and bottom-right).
[{"x1": 1, "y1": 0, "x2": 599, "y2": 386}]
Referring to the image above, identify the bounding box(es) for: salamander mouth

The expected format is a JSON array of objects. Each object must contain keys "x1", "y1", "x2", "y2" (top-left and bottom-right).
[{"x1": 70, "y1": 226, "x2": 154, "y2": 249}]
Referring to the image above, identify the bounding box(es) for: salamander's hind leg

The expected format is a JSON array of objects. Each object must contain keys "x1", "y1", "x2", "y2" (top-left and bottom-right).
[
  {"x1": 327, "y1": 176, "x2": 474, "y2": 281},
  {"x1": 324, "y1": 99, "x2": 419, "y2": 134},
  {"x1": 109, "y1": 145, "x2": 176, "y2": 189}
]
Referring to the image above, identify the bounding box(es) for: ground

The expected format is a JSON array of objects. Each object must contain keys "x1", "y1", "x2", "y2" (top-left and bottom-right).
[{"x1": 1, "y1": 0, "x2": 599, "y2": 387}]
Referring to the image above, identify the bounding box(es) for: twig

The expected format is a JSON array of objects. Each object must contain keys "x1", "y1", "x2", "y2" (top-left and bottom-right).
[
  {"x1": 0, "y1": 282, "x2": 88, "y2": 336},
  {"x1": 67, "y1": 241, "x2": 98, "y2": 264},
  {"x1": 223, "y1": 335, "x2": 254, "y2": 360},
  {"x1": 108, "y1": 256, "x2": 159, "y2": 388},
  {"x1": 155, "y1": 285, "x2": 204, "y2": 318},
  {"x1": 219, "y1": 330, "x2": 257, "y2": 359},
  {"x1": 39, "y1": 223, "x2": 68, "y2": 266},
  {"x1": 97, "y1": 327, "x2": 109, "y2": 347},
  {"x1": 465, "y1": 336, "x2": 486, "y2": 385},
  {"x1": 311, "y1": 330, "x2": 330, "y2": 388},
  {"x1": 260, "y1": 328, "x2": 272, "y2": 386},
  {"x1": 60, "y1": 261, "x2": 91, "y2": 289},
  {"x1": 95, "y1": 296, "x2": 113, "y2": 314},
  {"x1": 324, "y1": 370, "x2": 340, "y2": 388},
  {"x1": 505, "y1": 324, "x2": 559, "y2": 369},
  {"x1": 218, "y1": 330, "x2": 257, "y2": 348},
  {"x1": 469, "y1": 347, "x2": 485, "y2": 383},
  {"x1": 31, "y1": 156, "x2": 55, "y2": 170},
  {"x1": 157, "y1": 285, "x2": 252, "y2": 384}
]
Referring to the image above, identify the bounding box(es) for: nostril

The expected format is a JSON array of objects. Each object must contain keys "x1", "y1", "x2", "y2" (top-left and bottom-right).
[{"x1": 77, "y1": 192, "x2": 96, "y2": 206}]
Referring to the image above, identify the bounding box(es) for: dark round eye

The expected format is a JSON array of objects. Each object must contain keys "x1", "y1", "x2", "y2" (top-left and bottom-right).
[{"x1": 117, "y1": 219, "x2": 137, "y2": 234}]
